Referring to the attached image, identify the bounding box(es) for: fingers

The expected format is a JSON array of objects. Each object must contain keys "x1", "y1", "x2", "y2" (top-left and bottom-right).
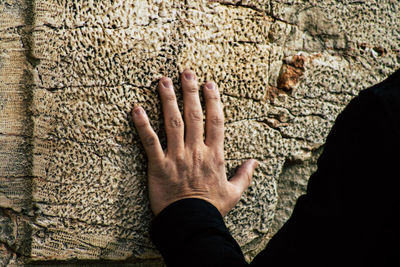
[
  {"x1": 158, "y1": 77, "x2": 184, "y2": 155},
  {"x1": 157, "y1": 71, "x2": 220, "y2": 154},
  {"x1": 132, "y1": 106, "x2": 164, "y2": 163},
  {"x1": 203, "y1": 81, "x2": 224, "y2": 148},
  {"x1": 181, "y1": 69, "x2": 204, "y2": 146},
  {"x1": 229, "y1": 159, "x2": 258, "y2": 195}
]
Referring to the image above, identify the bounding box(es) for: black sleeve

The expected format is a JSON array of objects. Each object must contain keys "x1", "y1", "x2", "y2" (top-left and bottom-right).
[
  {"x1": 150, "y1": 69, "x2": 400, "y2": 267},
  {"x1": 251, "y1": 69, "x2": 400, "y2": 266},
  {"x1": 150, "y1": 198, "x2": 249, "y2": 267}
]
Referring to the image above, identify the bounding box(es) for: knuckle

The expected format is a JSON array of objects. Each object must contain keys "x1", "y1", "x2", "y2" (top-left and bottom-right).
[
  {"x1": 168, "y1": 117, "x2": 183, "y2": 128},
  {"x1": 143, "y1": 135, "x2": 157, "y2": 147},
  {"x1": 190, "y1": 110, "x2": 203, "y2": 122},
  {"x1": 192, "y1": 146, "x2": 203, "y2": 167},
  {"x1": 207, "y1": 94, "x2": 220, "y2": 101},
  {"x1": 135, "y1": 119, "x2": 148, "y2": 129},
  {"x1": 164, "y1": 94, "x2": 176, "y2": 102},
  {"x1": 215, "y1": 158, "x2": 225, "y2": 168},
  {"x1": 211, "y1": 115, "x2": 224, "y2": 127},
  {"x1": 206, "y1": 90, "x2": 220, "y2": 100},
  {"x1": 185, "y1": 85, "x2": 198, "y2": 93},
  {"x1": 175, "y1": 153, "x2": 187, "y2": 172}
]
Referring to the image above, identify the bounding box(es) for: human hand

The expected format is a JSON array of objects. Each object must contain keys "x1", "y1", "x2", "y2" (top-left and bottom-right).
[{"x1": 132, "y1": 70, "x2": 258, "y2": 216}]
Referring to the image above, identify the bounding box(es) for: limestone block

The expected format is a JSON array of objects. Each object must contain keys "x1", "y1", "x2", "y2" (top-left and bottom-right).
[
  {"x1": 1, "y1": 0, "x2": 399, "y2": 265},
  {"x1": 0, "y1": 1, "x2": 35, "y2": 265}
]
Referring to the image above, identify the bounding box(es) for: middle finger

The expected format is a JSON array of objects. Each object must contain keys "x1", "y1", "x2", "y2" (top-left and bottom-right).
[{"x1": 181, "y1": 69, "x2": 204, "y2": 146}]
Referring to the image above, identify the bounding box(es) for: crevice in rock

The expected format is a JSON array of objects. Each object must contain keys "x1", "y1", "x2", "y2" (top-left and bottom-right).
[{"x1": 209, "y1": 0, "x2": 264, "y2": 14}]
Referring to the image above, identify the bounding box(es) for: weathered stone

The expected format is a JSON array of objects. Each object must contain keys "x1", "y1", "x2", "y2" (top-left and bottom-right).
[{"x1": 0, "y1": 0, "x2": 399, "y2": 265}]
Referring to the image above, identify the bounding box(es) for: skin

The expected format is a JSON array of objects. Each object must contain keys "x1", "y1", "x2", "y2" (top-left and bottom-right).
[{"x1": 132, "y1": 69, "x2": 258, "y2": 216}]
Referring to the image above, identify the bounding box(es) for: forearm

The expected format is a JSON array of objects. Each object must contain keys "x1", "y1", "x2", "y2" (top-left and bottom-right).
[{"x1": 150, "y1": 198, "x2": 248, "y2": 267}]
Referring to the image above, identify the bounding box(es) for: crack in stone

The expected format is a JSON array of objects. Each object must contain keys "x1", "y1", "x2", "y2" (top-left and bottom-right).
[{"x1": 209, "y1": 0, "x2": 264, "y2": 14}]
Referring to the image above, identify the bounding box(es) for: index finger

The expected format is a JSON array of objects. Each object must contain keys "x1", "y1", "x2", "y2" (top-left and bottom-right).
[{"x1": 158, "y1": 77, "x2": 185, "y2": 156}]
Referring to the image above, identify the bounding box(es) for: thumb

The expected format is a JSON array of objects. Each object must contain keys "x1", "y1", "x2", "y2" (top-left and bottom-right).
[{"x1": 229, "y1": 159, "x2": 258, "y2": 194}]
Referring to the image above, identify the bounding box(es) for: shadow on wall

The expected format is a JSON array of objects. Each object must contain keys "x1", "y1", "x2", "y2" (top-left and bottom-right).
[{"x1": 0, "y1": 0, "x2": 36, "y2": 264}]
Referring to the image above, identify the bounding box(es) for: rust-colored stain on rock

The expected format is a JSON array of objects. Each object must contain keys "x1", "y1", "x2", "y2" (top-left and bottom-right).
[{"x1": 277, "y1": 55, "x2": 306, "y2": 93}]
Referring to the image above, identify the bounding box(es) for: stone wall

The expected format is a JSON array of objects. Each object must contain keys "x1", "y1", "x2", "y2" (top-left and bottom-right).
[{"x1": 0, "y1": 0, "x2": 399, "y2": 265}]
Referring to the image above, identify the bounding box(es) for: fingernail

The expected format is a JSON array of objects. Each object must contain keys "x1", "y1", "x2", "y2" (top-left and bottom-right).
[
  {"x1": 162, "y1": 79, "x2": 172, "y2": 88},
  {"x1": 184, "y1": 72, "x2": 195, "y2": 81},
  {"x1": 134, "y1": 106, "x2": 144, "y2": 116},
  {"x1": 206, "y1": 82, "x2": 215, "y2": 90}
]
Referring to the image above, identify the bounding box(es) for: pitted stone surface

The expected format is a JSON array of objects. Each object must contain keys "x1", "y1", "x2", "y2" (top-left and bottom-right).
[{"x1": 1, "y1": 0, "x2": 399, "y2": 265}]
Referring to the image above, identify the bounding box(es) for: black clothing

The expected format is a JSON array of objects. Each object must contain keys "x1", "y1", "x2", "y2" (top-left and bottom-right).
[{"x1": 150, "y1": 69, "x2": 400, "y2": 267}]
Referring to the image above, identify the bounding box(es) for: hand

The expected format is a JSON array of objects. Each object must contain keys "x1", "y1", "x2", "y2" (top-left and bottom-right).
[{"x1": 132, "y1": 70, "x2": 258, "y2": 216}]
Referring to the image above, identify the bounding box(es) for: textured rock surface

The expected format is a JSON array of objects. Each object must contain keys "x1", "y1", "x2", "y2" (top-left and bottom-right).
[{"x1": 0, "y1": 0, "x2": 399, "y2": 265}]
